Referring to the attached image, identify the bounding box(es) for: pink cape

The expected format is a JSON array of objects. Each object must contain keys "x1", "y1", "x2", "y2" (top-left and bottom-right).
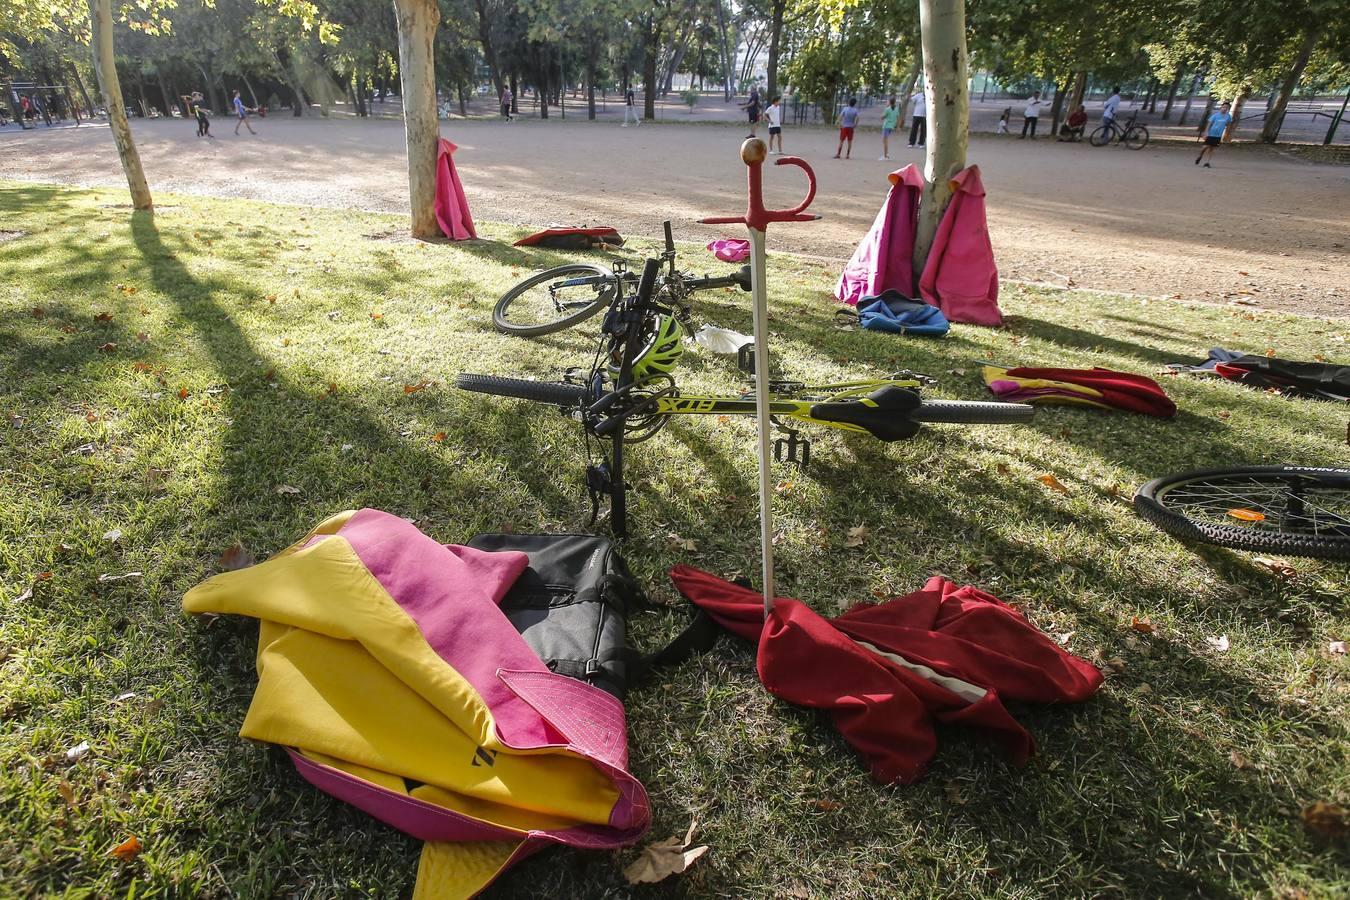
[
  {"x1": 918, "y1": 165, "x2": 1002, "y2": 326},
  {"x1": 434, "y1": 138, "x2": 477, "y2": 241},
  {"x1": 835, "y1": 165, "x2": 924, "y2": 305}
]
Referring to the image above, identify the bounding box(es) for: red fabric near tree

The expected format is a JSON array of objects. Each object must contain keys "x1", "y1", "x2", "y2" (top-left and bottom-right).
[
  {"x1": 835, "y1": 165, "x2": 925, "y2": 306},
  {"x1": 434, "y1": 138, "x2": 477, "y2": 241},
  {"x1": 918, "y1": 165, "x2": 1003, "y2": 326},
  {"x1": 669, "y1": 565, "x2": 1103, "y2": 784}
]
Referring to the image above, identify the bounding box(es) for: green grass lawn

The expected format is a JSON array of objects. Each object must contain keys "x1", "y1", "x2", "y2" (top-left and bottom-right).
[{"x1": 1, "y1": 180, "x2": 1346, "y2": 898}]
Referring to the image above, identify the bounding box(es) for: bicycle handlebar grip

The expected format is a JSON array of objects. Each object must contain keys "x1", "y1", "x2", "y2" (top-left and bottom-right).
[
  {"x1": 636, "y1": 257, "x2": 660, "y2": 303},
  {"x1": 663, "y1": 220, "x2": 674, "y2": 253}
]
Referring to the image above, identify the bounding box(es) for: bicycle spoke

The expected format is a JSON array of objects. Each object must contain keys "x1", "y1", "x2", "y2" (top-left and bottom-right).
[{"x1": 1161, "y1": 477, "x2": 1350, "y2": 538}]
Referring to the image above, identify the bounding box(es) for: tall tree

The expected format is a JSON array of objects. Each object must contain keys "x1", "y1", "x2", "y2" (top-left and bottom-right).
[
  {"x1": 912, "y1": 0, "x2": 967, "y2": 284},
  {"x1": 392, "y1": 0, "x2": 441, "y2": 238},
  {"x1": 89, "y1": 0, "x2": 151, "y2": 208}
]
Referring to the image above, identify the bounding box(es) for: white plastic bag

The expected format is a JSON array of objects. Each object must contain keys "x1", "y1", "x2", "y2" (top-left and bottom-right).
[{"x1": 693, "y1": 325, "x2": 753, "y2": 354}]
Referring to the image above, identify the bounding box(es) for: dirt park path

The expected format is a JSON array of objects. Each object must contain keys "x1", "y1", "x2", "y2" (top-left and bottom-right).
[{"x1": 3, "y1": 116, "x2": 1346, "y2": 319}]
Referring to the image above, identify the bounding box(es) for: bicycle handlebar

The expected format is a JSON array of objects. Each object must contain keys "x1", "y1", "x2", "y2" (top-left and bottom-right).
[{"x1": 698, "y1": 140, "x2": 820, "y2": 232}]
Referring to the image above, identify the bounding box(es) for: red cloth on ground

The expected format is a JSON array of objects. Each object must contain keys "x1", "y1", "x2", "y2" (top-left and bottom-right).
[
  {"x1": 669, "y1": 566, "x2": 1103, "y2": 784},
  {"x1": 836, "y1": 165, "x2": 925, "y2": 306},
  {"x1": 996, "y1": 366, "x2": 1178, "y2": 417},
  {"x1": 513, "y1": 227, "x2": 623, "y2": 247},
  {"x1": 918, "y1": 165, "x2": 1003, "y2": 326},
  {"x1": 434, "y1": 138, "x2": 477, "y2": 241}
]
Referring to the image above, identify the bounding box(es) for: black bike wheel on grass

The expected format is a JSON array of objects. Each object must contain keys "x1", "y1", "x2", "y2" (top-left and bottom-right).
[
  {"x1": 1134, "y1": 465, "x2": 1350, "y2": 560},
  {"x1": 456, "y1": 373, "x2": 589, "y2": 407},
  {"x1": 492, "y1": 263, "x2": 617, "y2": 337},
  {"x1": 910, "y1": 400, "x2": 1035, "y2": 425},
  {"x1": 1123, "y1": 124, "x2": 1150, "y2": 150},
  {"x1": 1088, "y1": 124, "x2": 1113, "y2": 147}
]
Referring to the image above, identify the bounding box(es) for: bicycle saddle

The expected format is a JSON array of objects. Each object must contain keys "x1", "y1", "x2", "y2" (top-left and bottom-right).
[
  {"x1": 809, "y1": 385, "x2": 922, "y2": 442},
  {"x1": 732, "y1": 265, "x2": 752, "y2": 291}
]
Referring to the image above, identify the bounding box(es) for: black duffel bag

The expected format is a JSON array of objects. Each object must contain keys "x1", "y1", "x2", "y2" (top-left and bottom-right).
[{"x1": 467, "y1": 533, "x2": 716, "y2": 699}]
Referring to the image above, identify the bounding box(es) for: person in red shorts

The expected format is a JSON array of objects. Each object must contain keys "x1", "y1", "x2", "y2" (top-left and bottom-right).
[{"x1": 834, "y1": 97, "x2": 860, "y2": 159}]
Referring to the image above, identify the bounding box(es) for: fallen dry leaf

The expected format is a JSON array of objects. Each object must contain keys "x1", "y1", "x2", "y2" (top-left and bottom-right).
[
  {"x1": 61, "y1": 324, "x2": 78, "y2": 334},
  {"x1": 136, "y1": 332, "x2": 149, "y2": 343},
  {"x1": 944, "y1": 780, "x2": 968, "y2": 805},
  {"x1": 218, "y1": 543, "x2": 255, "y2": 571},
  {"x1": 1037, "y1": 474, "x2": 1070, "y2": 494},
  {"x1": 265, "y1": 294, "x2": 277, "y2": 303},
  {"x1": 133, "y1": 362, "x2": 153, "y2": 373},
  {"x1": 370, "y1": 312, "x2": 383, "y2": 320},
  {"x1": 94, "y1": 312, "x2": 113, "y2": 322},
  {"x1": 1105, "y1": 657, "x2": 1127, "y2": 673},
  {"x1": 1130, "y1": 617, "x2": 1156, "y2": 634},
  {"x1": 430, "y1": 431, "x2": 447, "y2": 443},
  {"x1": 97, "y1": 342, "x2": 118, "y2": 354},
  {"x1": 623, "y1": 821, "x2": 709, "y2": 885},
  {"x1": 1253, "y1": 558, "x2": 1297, "y2": 580},
  {"x1": 1229, "y1": 750, "x2": 1252, "y2": 770},
  {"x1": 58, "y1": 780, "x2": 77, "y2": 810},
  {"x1": 403, "y1": 380, "x2": 432, "y2": 394},
  {"x1": 995, "y1": 462, "x2": 1011, "y2": 477},
  {"x1": 109, "y1": 836, "x2": 142, "y2": 861},
  {"x1": 844, "y1": 525, "x2": 870, "y2": 548},
  {"x1": 36, "y1": 572, "x2": 52, "y2": 581},
  {"x1": 274, "y1": 484, "x2": 301, "y2": 496},
  {"x1": 1329, "y1": 641, "x2": 1346, "y2": 656},
  {"x1": 1207, "y1": 635, "x2": 1230, "y2": 652},
  {"x1": 812, "y1": 799, "x2": 841, "y2": 812},
  {"x1": 103, "y1": 528, "x2": 122, "y2": 544},
  {"x1": 1301, "y1": 802, "x2": 1348, "y2": 842}
]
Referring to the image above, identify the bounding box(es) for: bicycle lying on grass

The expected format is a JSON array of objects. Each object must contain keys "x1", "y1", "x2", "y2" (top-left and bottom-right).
[
  {"x1": 493, "y1": 221, "x2": 751, "y2": 336},
  {"x1": 1135, "y1": 466, "x2": 1350, "y2": 560},
  {"x1": 461, "y1": 226, "x2": 1034, "y2": 536},
  {"x1": 1089, "y1": 112, "x2": 1150, "y2": 150}
]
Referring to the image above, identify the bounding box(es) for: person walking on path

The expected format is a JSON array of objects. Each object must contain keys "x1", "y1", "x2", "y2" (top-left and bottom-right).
[
  {"x1": 622, "y1": 87, "x2": 640, "y2": 126},
  {"x1": 764, "y1": 95, "x2": 784, "y2": 154},
  {"x1": 232, "y1": 90, "x2": 256, "y2": 135},
  {"x1": 1021, "y1": 92, "x2": 1041, "y2": 138},
  {"x1": 907, "y1": 91, "x2": 926, "y2": 147},
  {"x1": 834, "y1": 97, "x2": 860, "y2": 158},
  {"x1": 997, "y1": 107, "x2": 1011, "y2": 134},
  {"x1": 742, "y1": 87, "x2": 761, "y2": 138},
  {"x1": 880, "y1": 97, "x2": 899, "y2": 159},
  {"x1": 500, "y1": 87, "x2": 513, "y2": 121},
  {"x1": 189, "y1": 92, "x2": 211, "y2": 137},
  {"x1": 1102, "y1": 87, "x2": 1122, "y2": 130},
  {"x1": 1195, "y1": 101, "x2": 1232, "y2": 167}
]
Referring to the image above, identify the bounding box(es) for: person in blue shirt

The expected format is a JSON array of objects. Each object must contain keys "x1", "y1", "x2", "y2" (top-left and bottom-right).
[
  {"x1": 1196, "y1": 101, "x2": 1232, "y2": 167},
  {"x1": 232, "y1": 90, "x2": 256, "y2": 135},
  {"x1": 833, "y1": 97, "x2": 860, "y2": 159}
]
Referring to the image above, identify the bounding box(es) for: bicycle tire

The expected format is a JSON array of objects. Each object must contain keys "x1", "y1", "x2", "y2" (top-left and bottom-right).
[
  {"x1": 456, "y1": 373, "x2": 589, "y2": 407},
  {"x1": 910, "y1": 400, "x2": 1035, "y2": 424},
  {"x1": 1124, "y1": 125, "x2": 1149, "y2": 150},
  {"x1": 1088, "y1": 125, "x2": 1113, "y2": 147},
  {"x1": 492, "y1": 263, "x2": 616, "y2": 337},
  {"x1": 1134, "y1": 465, "x2": 1350, "y2": 560}
]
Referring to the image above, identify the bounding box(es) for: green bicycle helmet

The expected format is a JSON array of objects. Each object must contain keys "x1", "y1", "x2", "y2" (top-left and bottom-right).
[{"x1": 608, "y1": 314, "x2": 685, "y2": 380}]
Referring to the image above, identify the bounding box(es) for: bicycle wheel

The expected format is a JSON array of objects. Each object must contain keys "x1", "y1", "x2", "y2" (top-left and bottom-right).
[
  {"x1": 492, "y1": 264, "x2": 617, "y2": 337},
  {"x1": 910, "y1": 400, "x2": 1035, "y2": 424},
  {"x1": 1123, "y1": 124, "x2": 1149, "y2": 150},
  {"x1": 456, "y1": 373, "x2": 589, "y2": 407},
  {"x1": 1134, "y1": 466, "x2": 1350, "y2": 560},
  {"x1": 1088, "y1": 125, "x2": 1113, "y2": 147}
]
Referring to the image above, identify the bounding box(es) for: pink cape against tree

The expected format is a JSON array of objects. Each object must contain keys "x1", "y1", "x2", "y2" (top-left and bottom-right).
[
  {"x1": 434, "y1": 137, "x2": 477, "y2": 241},
  {"x1": 835, "y1": 165, "x2": 924, "y2": 305},
  {"x1": 918, "y1": 164, "x2": 1002, "y2": 326}
]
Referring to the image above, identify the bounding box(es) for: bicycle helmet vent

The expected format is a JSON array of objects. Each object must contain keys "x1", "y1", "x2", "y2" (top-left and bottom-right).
[{"x1": 609, "y1": 314, "x2": 685, "y2": 379}]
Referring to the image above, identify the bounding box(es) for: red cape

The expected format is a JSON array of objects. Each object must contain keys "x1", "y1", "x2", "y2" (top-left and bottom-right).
[
  {"x1": 670, "y1": 566, "x2": 1102, "y2": 784},
  {"x1": 434, "y1": 138, "x2": 477, "y2": 241},
  {"x1": 918, "y1": 165, "x2": 1002, "y2": 326},
  {"x1": 835, "y1": 165, "x2": 924, "y2": 305}
]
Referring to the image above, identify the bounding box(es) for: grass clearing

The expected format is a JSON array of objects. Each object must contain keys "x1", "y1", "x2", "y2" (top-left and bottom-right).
[{"x1": 1, "y1": 181, "x2": 1347, "y2": 898}]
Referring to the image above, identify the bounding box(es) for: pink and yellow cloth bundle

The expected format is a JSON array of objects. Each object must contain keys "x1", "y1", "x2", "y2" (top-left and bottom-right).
[{"x1": 183, "y1": 509, "x2": 648, "y2": 899}]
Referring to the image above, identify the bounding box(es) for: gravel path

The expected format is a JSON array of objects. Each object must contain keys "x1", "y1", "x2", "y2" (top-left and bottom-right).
[{"x1": 3, "y1": 116, "x2": 1346, "y2": 319}]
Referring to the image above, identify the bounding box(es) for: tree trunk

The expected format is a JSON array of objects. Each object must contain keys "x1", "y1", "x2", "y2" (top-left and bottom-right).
[
  {"x1": 71, "y1": 64, "x2": 96, "y2": 117},
  {"x1": 1146, "y1": 77, "x2": 1159, "y2": 112},
  {"x1": 895, "y1": 54, "x2": 921, "y2": 128},
  {"x1": 715, "y1": 0, "x2": 732, "y2": 100},
  {"x1": 586, "y1": 53, "x2": 597, "y2": 120},
  {"x1": 155, "y1": 70, "x2": 171, "y2": 116},
  {"x1": 765, "y1": 0, "x2": 786, "y2": 99},
  {"x1": 509, "y1": 71, "x2": 518, "y2": 113},
  {"x1": 912, "y1": 0, "x2": 968, "y2": 289},
  {"x1": 472, "y1": 0, "x2": 503, "y2": 96},
  {"x1": 458, "y1": 83, "x2": 467, "y2": 116},
  {"x1": 1, "y1": 76, "x2": 29, "y2": 128},
  {"x1": 1261, "y1": 27, "x2": 1318, "y2": 143},
  {"x1": 243, "y1": 75, "x2": 260, "y2": 109},
  {"x1": 1066, "y1": 70, "x2": 1087, "y2": 117},
  {"x1": 643, "y1": 16, "x2": 659, "y2": 119},
  {"x1": 392, "y1": 0, "x2": 443, "y2": 239},
  {"x1": 273, "y1": 49, "x2": 309, "y2": 117},
  {"x1": 1049, "y1": 72, "x2": 1070, "y2": 136},
  {"x1": 1161, "y1": 68, "x2": 1181, "y2": 120},
  {"x1": 88, "y1": 0, "x2": 151, "y2": 209},
  {"x1": 1178, "y1": 70, "x2": 1203, "y2": 126},
  {"x1": 1224, "y1": 85, "x2": 1249, "y2": 142}
]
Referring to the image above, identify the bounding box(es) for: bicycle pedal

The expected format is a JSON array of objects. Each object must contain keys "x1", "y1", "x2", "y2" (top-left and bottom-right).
[{"x1": 773, "y1": 432, "x2": 811, "y2": 468}]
